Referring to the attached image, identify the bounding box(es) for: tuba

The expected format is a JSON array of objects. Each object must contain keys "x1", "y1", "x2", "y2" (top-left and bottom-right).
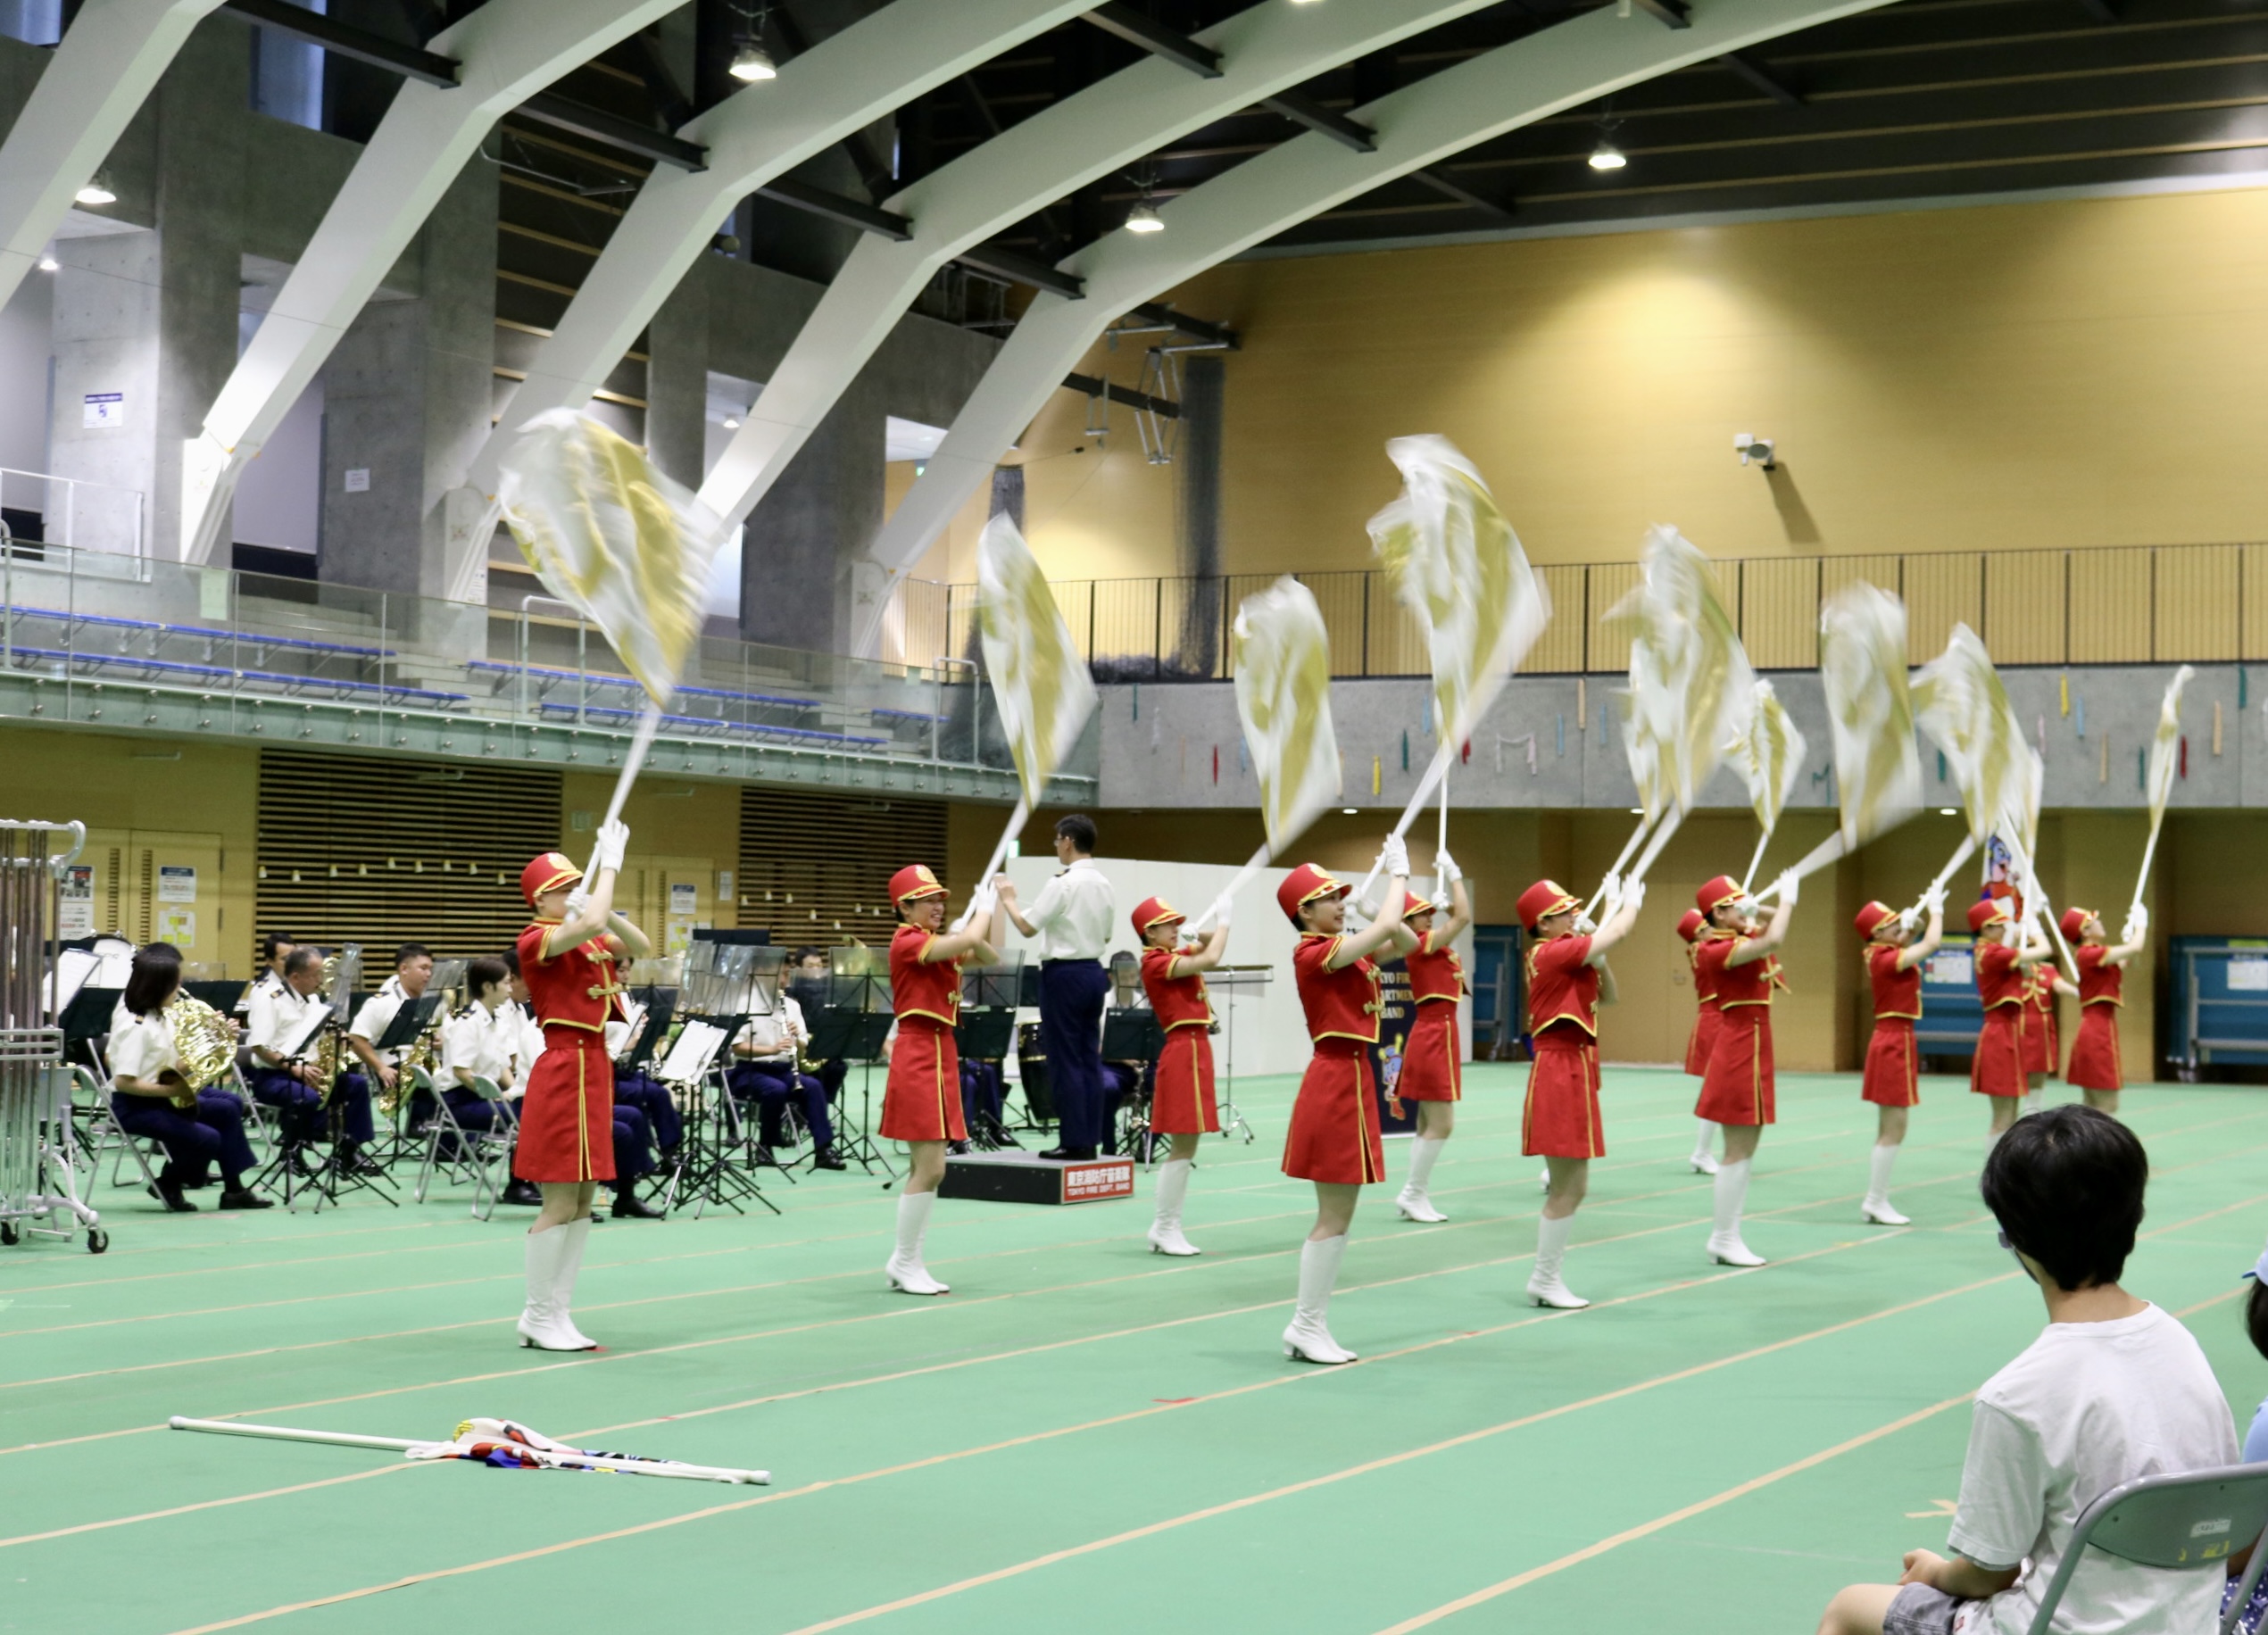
[{"x1": 164, "y1": 994, "x2": 237, "y2": 1092}]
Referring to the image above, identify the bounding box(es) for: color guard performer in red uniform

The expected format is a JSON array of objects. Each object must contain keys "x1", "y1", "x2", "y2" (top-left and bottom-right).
[
  {"x1": 2060, "y1": 903, "x2": 2147, "y2": 1115},
  {"x1": 1968, "y1": 896, "x2": 2038, "y2": 1149},
  {"x1": 881, "y1": 863, "x2": 996, "y2": 1296},
  {"x1": 1855, "y1": 887, "x2": 1945, "y2": 1225},
  {"x1": 512, "y1": 821, "x2": 652, "y2": 1352},
  {"x1": 1391, "y1": 854, "x2": 1471, "y2": 1225},
  {"x1": 1133, "y1": 892, "x2": 1231, "y2": 1257},
  {"x1": 1277, "y1": 842, "x2": 1416, "y2": 1365},
  {"x1": 1516, "y1": 876, "x2": 1644, "y2": 1309},
  {"x1": 1678, "y1": 908, "x2": 1724, "y2": 1176},
  {"x1": 1694, "y1": 871, "x2": 1797, "y2": 1267}
]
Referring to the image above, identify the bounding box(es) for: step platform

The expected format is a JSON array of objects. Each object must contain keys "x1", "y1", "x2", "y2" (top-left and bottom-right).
[{"x1": 938, "y1": 1150, "x2": 1135, "y2": 1206}]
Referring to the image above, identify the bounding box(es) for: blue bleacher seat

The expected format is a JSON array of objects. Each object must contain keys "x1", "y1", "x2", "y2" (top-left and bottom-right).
[
  {"x1": 536, "y1": 700, "x2": 885, "y2": 747},
  {"x1": 870, "y1": 706, "x2": 946, "y2": 724},
  {"x1": 11, "y1": 605, "x2": 392, "y2": 660},
  {"x1": 470, "y1": 658, "x2": 821, "y2": 713},
  {"x1": 4, "y1": 644, "x2": 465, "y2": 707}
]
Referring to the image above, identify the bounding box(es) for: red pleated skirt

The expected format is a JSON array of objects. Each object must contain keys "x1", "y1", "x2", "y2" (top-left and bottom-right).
[
  {"x1": 513, "y1": 1029, "x2": 614, "y2": 1183},
  {"x1": 1150, "y1": 1026, "x2": 1219, "y2": 1135},
  {"x1": 1396, "y1": 1001, "x2": 1462, "y2": 1102},
  {"x1": 1281, "y1": 1041, "x2": 1384, "y2": 1185},
  {"x1": 2066, "y1": 1004, "x2": 2123, "y2": 1091},
  {"x1": 1971, "y1": 1005, "x2": 2026, "y2": 1098},
  {"x1": 1862, "y1": 1018, "x2": 1922, "y2": 1108},
  {"x1": 1697, "y1": 1007, "x2": 1775, "y2": 1127},
  {"x1": 1685, "y1": 1005, "x2": 1720, "y2": 1078},
  {"x1": 881, "y1": 1018, "x2": 966, "y2": 1143},
  {"x1": 1522, "y1": 1040, "x2": 1604, "y2": 1159},
  {"x1": 2023, "y1": 1003, "x2": 2058, "y2": 1076}
]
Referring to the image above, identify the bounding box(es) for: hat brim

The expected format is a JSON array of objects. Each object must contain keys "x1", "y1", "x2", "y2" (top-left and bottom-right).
[
  {"x1": 897, "y1": 884, "x2": 949, "y2": 904},
  {"x1": 528, "y1": 863, "x2": 583, "y2": 900},
  {"x1": 1296, "y1": 880, "x2": 1352, "y2": 909},
  {"x1": 1139, "y1": 909, "x2": 1186, "y2": 931},
  {"x1": 1529, "y1": 893, "x2": 1579, "y2": 925}
]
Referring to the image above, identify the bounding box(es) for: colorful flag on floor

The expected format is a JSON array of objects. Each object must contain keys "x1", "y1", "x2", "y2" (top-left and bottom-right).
[
  {"x1": 1818, "y1": 583, "x2": 1922, "y2": 849},
  {"x1": 1233, "y1": 577, "x2": 1340, "y2": 855},
  {"x1": 495, "y1": 410, "x2": 725, "y2": 703},
  {"x1": 1367, "y1": 436, "x2": 1551, "y2": 749},
  {"x1": 975, "y1": 513, "x2": 1100, "y2": 808}
]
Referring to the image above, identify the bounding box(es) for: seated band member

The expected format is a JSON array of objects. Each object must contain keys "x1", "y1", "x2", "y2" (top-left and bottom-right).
[
  {"x1": 503, "y1": 948, "x2": 662, "y2": 1220},
  {"x1": 108, "y1": 943, "x2": 270, "y2": 1213},
  {"x1": 786, "y1": 946, "x2": 850, "y2": 1101},
  {"x1": 245, "y1": 946, "x2": 376, "y2": 1162},
  {"x1": 234, "y1": 931, "x2": 294, "y2": 1018},
  {"x1": 347, "y1": 942, "x2": 436, "y2": 1111},
  {"x1": 605, "y1": 1010, "x2": 683, "y2": 1159},
  {"x1": 727, "y1": 987, "x2": 844, "y2": 1170},
  {"x1": 423, "y1": 956, "x2": 518, "y2": 1138}
]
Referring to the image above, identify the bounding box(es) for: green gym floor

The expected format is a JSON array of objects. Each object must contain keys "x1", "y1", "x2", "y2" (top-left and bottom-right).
[{"x1": 4, "y1": 1066, "x2": 2264, "y2": 1635}]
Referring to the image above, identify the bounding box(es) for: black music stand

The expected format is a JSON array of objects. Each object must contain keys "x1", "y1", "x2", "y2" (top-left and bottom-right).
[
  {"x1": 60, "y1": 984, "x2": 121, "y2": 1072},
  {"x1": 620, "y1": 994, "x2": 677, "y2": 1075},
  {"x1": 1101, "y1": 1008, "x2": 1165, "y2": 1160},
  {"x1": 809, "y1": 978, "x2": 896, "y2": 1182}
]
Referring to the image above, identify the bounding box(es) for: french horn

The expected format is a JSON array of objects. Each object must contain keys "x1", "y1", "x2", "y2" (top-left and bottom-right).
[{"x1": 163, "y1": 994, "x2": 237, "y2": 1093}]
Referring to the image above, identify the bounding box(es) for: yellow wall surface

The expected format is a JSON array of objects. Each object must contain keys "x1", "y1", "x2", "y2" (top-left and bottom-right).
[{"x1": 1008, "y1": 187, "x2": 2268, "y2": 585}]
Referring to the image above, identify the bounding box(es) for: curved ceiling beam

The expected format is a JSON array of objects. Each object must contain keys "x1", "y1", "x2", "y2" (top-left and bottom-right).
[
  {"x1": 179, "y1": 0, "x2": 687, "y2": 565},
  {"x1": 692, "y1": 0, "x2": 1511, "y2": 538},
  {"x1": 0, "y1": 1, "x2": 228, "y2": 312},
  {"x1": 853, "y1": 0, "x2": 1898, "y2": 656},
  {"x1": 450, "y1": 0, "x2": 1095, "y2": 552}
]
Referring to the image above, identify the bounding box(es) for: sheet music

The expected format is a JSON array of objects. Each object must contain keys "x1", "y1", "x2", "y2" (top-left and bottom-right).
[
  {"x1": 658, "y1": 1019, "x2": 727, "y2": 1084},
  {"x1": 46, "y1": 948, "x2": 96, "y2": 1011},
  {"x1": 280, "y1": 1003, "x2": 334, "y2": 1058}
]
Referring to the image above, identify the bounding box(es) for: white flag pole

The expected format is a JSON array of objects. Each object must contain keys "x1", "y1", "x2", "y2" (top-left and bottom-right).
[
  {"x1": 1751, "y1": 831, "x2": 1850, "y2": 903},
  {"x1": 1584, "y1": 813, "x2": 1657, "y2": 915},
  {"x1": 583, "y1": 698, "x2": 668, "y2": 882},
  {"x1": 1625, "y1": 806, "x2": 1684, "y2": 887},
  {"x1": 1346, "y1": 741, "x2": 1458, "y2": 909},
  {"x1": 170, "y1": 1417, "x2": 769, "y2": 1484},
  {"x1": 1188, "y1": 842, "x2": 1273, "y2": 935},
  {"x1": 2131, "y1": 824, "x2": 2167, "y2": 918},
  {"x1": 1437, "y1": 761, "x2": 1450, "y2": 864},
  {"x1": 955, "y1": 797, "x2": 1029, "y2": 931},
  {"x1": 1739, "y1": 826, "x2": 1774, "y2": 895}
]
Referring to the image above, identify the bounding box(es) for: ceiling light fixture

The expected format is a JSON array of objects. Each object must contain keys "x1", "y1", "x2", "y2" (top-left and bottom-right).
[
  {"x1": 74, "y1": 173, "x2": 115, "y2": 206},
  {"x1": 722, "y1": 416, "x2": 741, "y2": 429},
  {"x1": 1940, "y1": 808, "x2": 1957, "y2": 816},
  {"x1": 729, "y1": 41, "x2": 776, "y2": 80},
  {"x1": 1342, "y1": 808, "x2": 1358, "y2": 816},
  {"x1": 1588, "y1": 138, "x2": 1625, "y2": 171},
  {"x1": 36, "y1": 253, "x2": 58, "y2": 272},
  {"x1": 1124, "y1": 199, "x2": 1165, "y2": 234}
]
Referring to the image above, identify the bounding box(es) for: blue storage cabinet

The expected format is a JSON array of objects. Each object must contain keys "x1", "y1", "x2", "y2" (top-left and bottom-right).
[
  {"x1": 1915, "y1": 934, "x2": 1985, "y2": 1058},
  {"x1": 2170, "y1": 937, "x2": 2268, "y2": 1070}
]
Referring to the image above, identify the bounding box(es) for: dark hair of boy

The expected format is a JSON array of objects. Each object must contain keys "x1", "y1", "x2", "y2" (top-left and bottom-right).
[
  {"x1": 123, "y1": 942, "x2": 184, "y2": 1018},
  {"x1": 260, "y1": 932, "x2": 294, "y2": 960},
  {"x1": 1056, "y1": 813, "x2": 1097, "y2": 855},
  {"x1": 395, "y1": 942, "x2": 432, "y2": 967},
  {"x1": 465, "y1": 956, "x2": 508, "y2": 996},
  {"x1": 1980, "y1": 1104, "x2": 2148, "y2": 1291}
]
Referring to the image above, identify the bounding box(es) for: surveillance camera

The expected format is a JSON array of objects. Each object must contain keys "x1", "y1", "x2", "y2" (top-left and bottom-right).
[{"x1": 1733, "y1": 433, "x2": 1776, "y2": 470}]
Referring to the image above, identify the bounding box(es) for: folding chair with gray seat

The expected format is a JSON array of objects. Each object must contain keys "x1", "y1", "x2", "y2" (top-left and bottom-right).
[
  {"x1": 409, "y1": 1075, "x2": 520, "y2": 1220},
  {"x1": 71, "y1": 1061, "x2": 168, "y2": 1198},
  {"x1": 2023, "y1": 1461, "x2": 2268, "y2": 1635}
]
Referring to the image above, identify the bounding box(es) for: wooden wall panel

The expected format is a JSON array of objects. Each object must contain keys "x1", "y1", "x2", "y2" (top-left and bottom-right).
[{"x1": 736, "y1": 787, "x2": 949, "y2": 950}]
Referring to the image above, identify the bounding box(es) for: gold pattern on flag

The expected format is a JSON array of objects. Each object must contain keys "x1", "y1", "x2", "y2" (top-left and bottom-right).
[
  {"x1": 1234, "y1": 577, "x2": 1341, "y2": 855},
  {"x1": 975, "y1": 514, "x2": 1099, "y2": 807},
  {"x1": 1819, "y1": 583, "x2": 1922, "y2": 848}
]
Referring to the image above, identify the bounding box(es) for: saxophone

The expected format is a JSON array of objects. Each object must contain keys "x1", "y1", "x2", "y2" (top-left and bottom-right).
[{"x1": 164, "y1": 995, "x2": 237, "y2": 1093}]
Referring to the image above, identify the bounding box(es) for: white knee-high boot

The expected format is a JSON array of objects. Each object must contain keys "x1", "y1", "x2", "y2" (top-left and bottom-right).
[
  {"x1": 518, "y1": 1224, "x2": 591, "y2": 1350},
  {"x1": 1707, "y1": 1158, "x2": 1765, "y2": 1266},
  {"x1": 1527, "y1": 1212, "x2": 1590, "y2": 1309},
  {"x1": 551, "y1": 1216, "x2": 597, "y2": 1349},
  {"x1": 1862, "y1": 1143, "x2": 1908, "y2": 1225},
  {"x1": 1149, "y1": 1158, "x2": 1199, "y2": 1256},
  {"x1": 885, "y1": 1191, "x2": 949, "y2": 1295},
  {"x1": 1282, "y1": 1233, "x2": 1355, "y2": 1364},
  {"x1": 1689, "y1": 1118, "x2": 1719, "y2": 1174},
  {"x1": 1396, "y1": 1138, "x2": 1450, "y2": 1222}
]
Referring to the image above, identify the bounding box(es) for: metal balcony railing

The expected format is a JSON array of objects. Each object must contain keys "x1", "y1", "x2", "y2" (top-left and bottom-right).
[{"x1": 884, "y1": 542, "x2": 2268, "y2": 681}]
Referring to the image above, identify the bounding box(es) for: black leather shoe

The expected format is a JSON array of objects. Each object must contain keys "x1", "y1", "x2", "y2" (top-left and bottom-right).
[
  {"x1": 1038, "y1": 1146, "x2": 1097, "y2": 1162},
  {"x1": 611, "y1": 1191, "x2": 665, "y2": 1220},
  {"x1": 218, "y1": 1187, "x2": 274, "y2": 1210},
  {"x1": 500, "y1": 1179, "x2": 542, "y2": 1207},
  {"x1": 810, "y1": 1149, "x2": 847, "y2": 1171},
  {"x1": 148, "y1": 1179, "x2": 197, "y2": 1213}
]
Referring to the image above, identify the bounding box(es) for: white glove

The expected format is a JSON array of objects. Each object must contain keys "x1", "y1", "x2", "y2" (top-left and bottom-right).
[
  {"x1": 563, "y1": 887, "x2": 591, "y2": 919},
  {"x1": 1622, "y1": 879, "x2": 1646, "y2": 915},
  {"x1": 593, "y1": 818, "x2": 629, "y2": 874},
  {"x1": 1436, "y1": 850, "x2": 1462, "y2": 884},
  {"x1": 1923, "y1": 884, "x2": 1948, "y2": 917},
  {"x1": 1382, "y1": 833, "x2": 1410, "y2": 878},
  {"x1": 1898, "y1": 906, "x2": 1921, "y2": 937},
  {"x1": 1209, "y1": 891, "x2": 1234, "y2": 930},
  {"x1": 2123, "y1": 904, "x2": 2148, "y2": 943},
  {"x1": 1776, "y1": 870, "x2": 1799, "y2": 908},
  {"x1": 1599, "y1": 869, "x2": 1623, "y2": 906},
  {"x1": 1573, "y1": 911, "x2": 1599, "y2": 935},
  {"x1": 968, "y1": 883, "x2": 997, "y2": 921}
]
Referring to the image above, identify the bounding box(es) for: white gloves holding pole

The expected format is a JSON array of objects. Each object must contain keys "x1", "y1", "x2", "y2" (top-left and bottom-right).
[{"x1": 2123, "y1": 903, "x2": 2148, "y2": 944}]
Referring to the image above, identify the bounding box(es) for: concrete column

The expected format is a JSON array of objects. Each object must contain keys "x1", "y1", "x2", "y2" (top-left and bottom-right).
[
  {"x1": 644, "y1": 268, "x2": 710, "y2": 492},
  {"x1": 46, "y1": 14, "x2": 243, "y2": 558},
  {"x1": 1173, "y1": 353, "x2": 1223, "y2": 676},
  {"x1": 319, "y1": 153, "x2": 494, "y2": 599},
  {"x1": 739, "y1": 367, "x2": 884, "y2": 651}
]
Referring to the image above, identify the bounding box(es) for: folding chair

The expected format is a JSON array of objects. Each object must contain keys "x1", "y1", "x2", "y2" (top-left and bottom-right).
[
  {"x1": 71, "y1": 1062, "x2": 168, "y2": 1196},
  {"x1": 2022, "y1": 1461, "x2": 2268, "y2": 1635}
]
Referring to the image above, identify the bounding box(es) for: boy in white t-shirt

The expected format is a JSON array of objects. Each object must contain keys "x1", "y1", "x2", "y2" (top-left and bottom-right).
[{"x1": 1818, "y1": 1104, "x2": 2239, "y2": 1635}]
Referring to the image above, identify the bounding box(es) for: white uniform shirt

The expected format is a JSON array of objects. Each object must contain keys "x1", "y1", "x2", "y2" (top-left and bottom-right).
[
  {"x1": 506, "y1": 1002, "x2": 545, "y2": 1097},
  {"x1": 348, "y1": 974, "x2": 411, "y2": 1067},
  {"x1": 1019, "y1": 857, "x2": 1115, "y2": 961},
  {"x1": 734, "y1": 996, "x2": 808, "y2": 1064},
  {"x1": 1947, "y1": 1301, "x2": 2239, "y2": 1635},
  {"x1": 107, "y1": 1000, "x2": 179, "y2": 1083},
  {"x1": 437, "y1": 1002, "x2": 519, "y2": 1095},
  {"x1": 246, "y1": 982, "x2": 325, "y2": 1060}
]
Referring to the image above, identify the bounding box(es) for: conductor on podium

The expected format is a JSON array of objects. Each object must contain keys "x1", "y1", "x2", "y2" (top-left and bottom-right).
[{"x1": 995, "y1": 814, "x2": 1113, "y2": 1162}]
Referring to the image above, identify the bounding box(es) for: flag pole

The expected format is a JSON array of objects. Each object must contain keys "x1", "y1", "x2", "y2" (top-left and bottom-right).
[
  {"x1": 1437, "y1": 760, "x2": 1450, "y2": 865},
  {"x1": 1188, "y1": 842, "x2": 1272, "y2": 934},
  {"x1": 1346, "y1": 741, "x2": 1458, "y2": 909},
  {"x1": 1752, "y1": 830, "x2": 1850, "y2": 903},
  {"x1": 585, "y1": 698, "x2": 667, "y2": 881},
  {"x1": 2131, "y1": 822, "x2": 2167, "y2": 917},
  {"x1": 957, "y1": 797, "x2": 1029, "y2": 930},
  {"x1": 1739, "y1": 825, "x2": 1774, "y2": 895},
  {"x1": 1626, "y1": 807, "x2": 1683, "y2": 887}
]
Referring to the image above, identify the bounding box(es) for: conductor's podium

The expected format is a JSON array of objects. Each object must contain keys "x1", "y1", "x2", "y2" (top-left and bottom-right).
[{"x1": 938, "y1": 1150, "x2": 1136, "y2": 1206}]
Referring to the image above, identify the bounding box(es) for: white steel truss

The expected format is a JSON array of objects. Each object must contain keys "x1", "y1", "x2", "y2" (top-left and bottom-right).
[{"x1": 852, "y1": 0, "x2": 1898, "y2": 655}]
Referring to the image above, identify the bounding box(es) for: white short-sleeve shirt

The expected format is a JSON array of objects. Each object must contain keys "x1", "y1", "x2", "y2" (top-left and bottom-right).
[
  {"x1": 437, "y1": 1002, "x2": 518, "y2": 1094},
  {"x1": 1947, "y1": 1301, "x2": 2239, "y2": 1635},
  {"x1": 1020, "y1": 857, "x2": 1115, "y2": 962},
  {"x1": 349, "y1": 975, "x2": 410, "y2": 1066},
  {"x1": 106, "y1": 1001, "x2": 179, "y2": 1083}
]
